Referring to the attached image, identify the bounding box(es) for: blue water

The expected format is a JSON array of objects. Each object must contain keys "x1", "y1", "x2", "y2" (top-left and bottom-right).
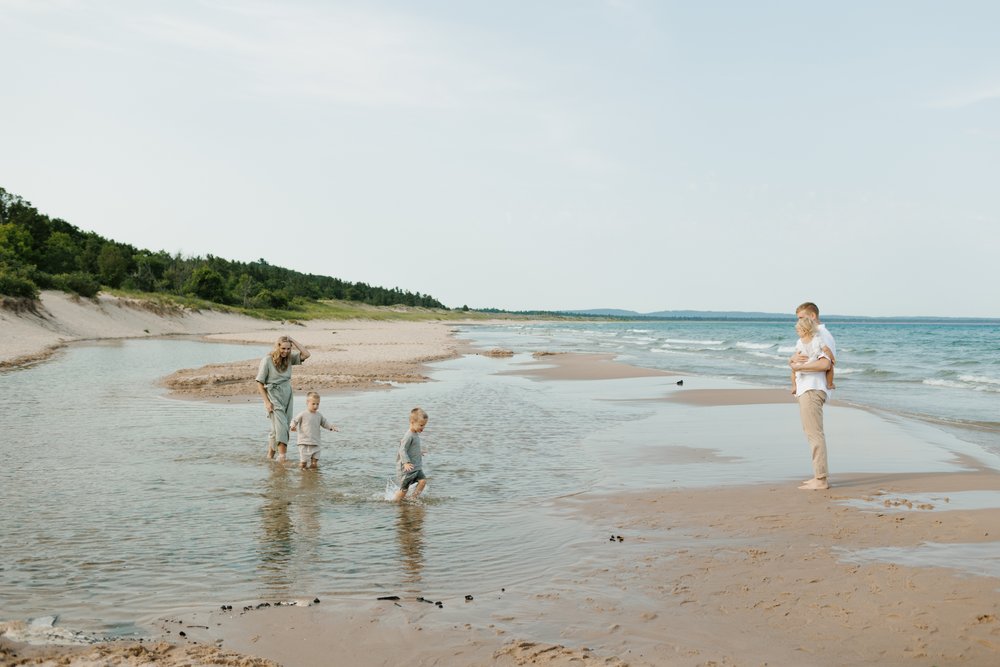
[{"x1": 459, "y1": 320, "x2": 1000, "y2": 453}]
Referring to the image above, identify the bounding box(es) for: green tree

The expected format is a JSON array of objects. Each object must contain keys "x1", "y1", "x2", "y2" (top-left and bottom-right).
[
  {"x1": 42, "y1": 231, "x2": 80, "y2": 274},
  {"x1": 97, "y1": 244, "x2": 130, "y2": 288},
  {"x1": 0, "y1": 265, "x2": 39, "y2": 298},
  {"x1": 233, "y1": 273, "x2": 258, "y2": 307},
  {"x1": 0, "y1": 223, "x2": 32, "y2": 262},
  {"x1": 52, "y1": 272, "x2": 100, "y2": 297},
  {"x1": 184, "y1": 266, "x2": 226, "y2": 302}
]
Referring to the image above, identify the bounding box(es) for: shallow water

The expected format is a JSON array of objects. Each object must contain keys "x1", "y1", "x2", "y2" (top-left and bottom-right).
[
  {"x1": 3, "y1": 333, "x2": 998, "y2": 638},
  {"x1": 462, "y1": 320, "x2": 1000, "y2": 455},
  {"x1": 838, "y1": 543, "x2": 1000, "y2": 579},
  {"x1": 0, "y1": 339, "x2": 647, "y2": 635},
  {"x1": 841, "y1": 490, "x2": 1000, "y2": 513}
]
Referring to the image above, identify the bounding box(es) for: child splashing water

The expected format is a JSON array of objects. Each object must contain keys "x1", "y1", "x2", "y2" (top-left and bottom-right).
[{"x1": 392, "y1": 408, "x2": 429, "y2": 502}]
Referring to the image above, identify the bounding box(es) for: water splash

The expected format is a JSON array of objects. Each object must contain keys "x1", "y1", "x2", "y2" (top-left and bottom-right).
[{"x1": 384, "y1": 477, "x2": 400, "y2": 501}]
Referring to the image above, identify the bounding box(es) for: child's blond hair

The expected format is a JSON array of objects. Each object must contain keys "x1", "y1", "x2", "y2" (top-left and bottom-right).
[
  {"x1": 410, "y1": 407, "x2": 428, "y2": 423},
  {"x1": 306, "y1": 391, "x2": 320, "y2": 400},
  {"x1": 796, "y1": 316, "x2": 818, "y2": 339}
]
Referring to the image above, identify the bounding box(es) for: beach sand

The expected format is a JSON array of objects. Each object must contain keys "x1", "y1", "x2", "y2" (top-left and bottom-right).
[
  {"x1": 1, "y1": 291, "x2": 468, "y2": 398},
  {"x1": 2, "y1": 298, "x2": 999, "y2": 665}
]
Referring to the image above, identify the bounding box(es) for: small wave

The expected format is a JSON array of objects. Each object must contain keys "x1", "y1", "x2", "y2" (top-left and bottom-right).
[
  {"x1": 736, "y1": 341, "x2": 775, "y2": 350},
  {"x1": 777, "y1": 345, "x2": 796, "y2": 354},
  {"x1": 662, "y1": 338, "x2": 724, "y2": 345},
  {"x1": 750, "y1": 351, "x2": 784, "y2": 360},
  {"x1": 924, "y1": 377, "x2": 1000, "y2": 393},
  {"x1": 923, "y1": 379, "x2": 967, "y2": 390},
  {"x1": 650, "y1": 348, "x2": 701, "y2": 357},
  {"x1": 959, "y1": 374, "x2": 1000, "y2": 386},
  {"x1": 660, "y1": 345, "x2": 728, "y2": 353}
]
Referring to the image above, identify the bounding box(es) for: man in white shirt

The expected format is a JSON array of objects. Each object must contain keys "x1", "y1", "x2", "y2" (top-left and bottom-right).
[{"x1": 789, "y1": 302, "x2": 836, "y2": 490}]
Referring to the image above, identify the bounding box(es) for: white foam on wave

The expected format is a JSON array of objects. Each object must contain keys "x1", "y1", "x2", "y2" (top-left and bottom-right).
[
  {"x1": 923, "y1": 376, "x2": 1000, "y2": 392},
  {"x1": 749, "y1": 351, "x2": 783, "y2": 360},
  {"x1": 662, "y1": 338, "x2": 724, "y2": 346},
  {"x1": 736, "y1": 341, "x2": 774, "y2": 350},
  {"x1": 923, "y1": 378, "x2": 968, "y2": 390},
  {"x1": 959, "y1": 374, "x2": 1000, "y2": 387}
]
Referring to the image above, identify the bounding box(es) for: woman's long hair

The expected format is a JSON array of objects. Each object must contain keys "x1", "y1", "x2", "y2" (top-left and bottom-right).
[{"x1": 270, "y1": 336, "x2": 292, "y2": 372}]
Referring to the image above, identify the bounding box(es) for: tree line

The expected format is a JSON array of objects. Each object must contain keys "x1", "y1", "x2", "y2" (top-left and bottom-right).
[{"x1": 0, "y1": 187, "x2": 445, "y2": 310}]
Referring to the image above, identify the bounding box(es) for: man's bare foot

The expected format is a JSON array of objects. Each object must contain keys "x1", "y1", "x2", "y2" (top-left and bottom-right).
[{"x1": 798, "y1": 478, "x2": 829, "y2": 490}]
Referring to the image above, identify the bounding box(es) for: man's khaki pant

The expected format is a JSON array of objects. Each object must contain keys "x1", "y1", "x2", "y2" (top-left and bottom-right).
[{"x1": 797, "y1": 390, "x2": 828, "y2": 480}]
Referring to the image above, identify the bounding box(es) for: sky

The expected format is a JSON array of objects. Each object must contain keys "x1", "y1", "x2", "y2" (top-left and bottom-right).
[{"x1": 1, "y1": 1, "x2": 998, "y2": 318}]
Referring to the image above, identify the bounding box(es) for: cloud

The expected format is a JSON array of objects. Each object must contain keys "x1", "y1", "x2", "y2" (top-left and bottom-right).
[
  {"x1": 927, "y1": 86, "x2": 1000, "y2": 109},
  {"x1": 128, "y1": 2, "x2": 512, "y2": 110}
]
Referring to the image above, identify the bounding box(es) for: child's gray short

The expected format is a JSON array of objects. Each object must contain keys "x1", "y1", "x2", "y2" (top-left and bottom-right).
[
  {"x1": 398, "y1": 469, "x2": 426, "y2": 490},
  {"x1": 298, "y1": 444, "x2": 319, "y2": 463}
]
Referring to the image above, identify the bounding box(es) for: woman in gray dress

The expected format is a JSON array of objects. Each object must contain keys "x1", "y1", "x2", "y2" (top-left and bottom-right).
[{"x1": 256, "y1": 335, "x2": 310, "y2": 461}]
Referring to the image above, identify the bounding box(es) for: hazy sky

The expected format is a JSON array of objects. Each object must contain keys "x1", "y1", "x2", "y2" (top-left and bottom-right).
[{"x1": 2, "y1": 1, "x2": 998, "y2": 317}]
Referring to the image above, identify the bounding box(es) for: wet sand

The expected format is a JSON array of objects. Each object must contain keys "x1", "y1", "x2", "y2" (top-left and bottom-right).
[
  {"x1": 3, "y1": 303, "x2": 1000, "y2": 665},
  {"x1": 502, "y1": 352, "x2": 679, "y2": 381}
]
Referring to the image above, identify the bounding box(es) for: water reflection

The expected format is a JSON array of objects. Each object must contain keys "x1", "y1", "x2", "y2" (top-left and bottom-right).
[
  {"x1": 294, "y1": 470, "x2": 322, "y2": 562},
  {"x1": 0, "y1": 341, "x2": 605, "y2": 630},
  {"x1": 258, "y1": 465, "x2": 293, "y2": 593},
  {"x1": 396, "y1": 503, "x2": 426, "y2": 588}
]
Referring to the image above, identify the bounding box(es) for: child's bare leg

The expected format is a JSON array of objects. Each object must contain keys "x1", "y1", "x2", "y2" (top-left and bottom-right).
[
  {"x1": 411, "y1": 479, "x2": 427, "y2": 498},
  {"x1": 310, "y1": 458, "x2": 319, "y2": 470},
  {"x1": 392, "y1": 487, "x2": 407, "y2": 502},
  {"x1": 300, "y1": 461, "x2": 307, "y2": 470}
]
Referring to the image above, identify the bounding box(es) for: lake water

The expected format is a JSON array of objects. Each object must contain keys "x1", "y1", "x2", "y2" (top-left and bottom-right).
[
  {"x1": 0, "y1": 338, "x2": 649, "y2": 636},
  {"x1": 2, "y1": 320, "x2": 998, "y2": 639},
  {"x1": 461, "y1": 319, "x2": 1000, "y2": 455}
]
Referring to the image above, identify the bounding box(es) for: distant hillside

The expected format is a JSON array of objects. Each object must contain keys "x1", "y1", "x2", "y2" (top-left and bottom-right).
[{"x1": 0, "y1": 186, "x2": 445, "y2": 310}]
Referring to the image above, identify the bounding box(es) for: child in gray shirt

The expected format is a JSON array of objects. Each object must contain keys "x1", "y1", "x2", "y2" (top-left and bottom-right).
[
  {"x1": 290, "y1": 392, "x2": 338, "y2": 470},
  {"x1": 393, "y1": 407, "x2": 428, "y2": 501}
]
